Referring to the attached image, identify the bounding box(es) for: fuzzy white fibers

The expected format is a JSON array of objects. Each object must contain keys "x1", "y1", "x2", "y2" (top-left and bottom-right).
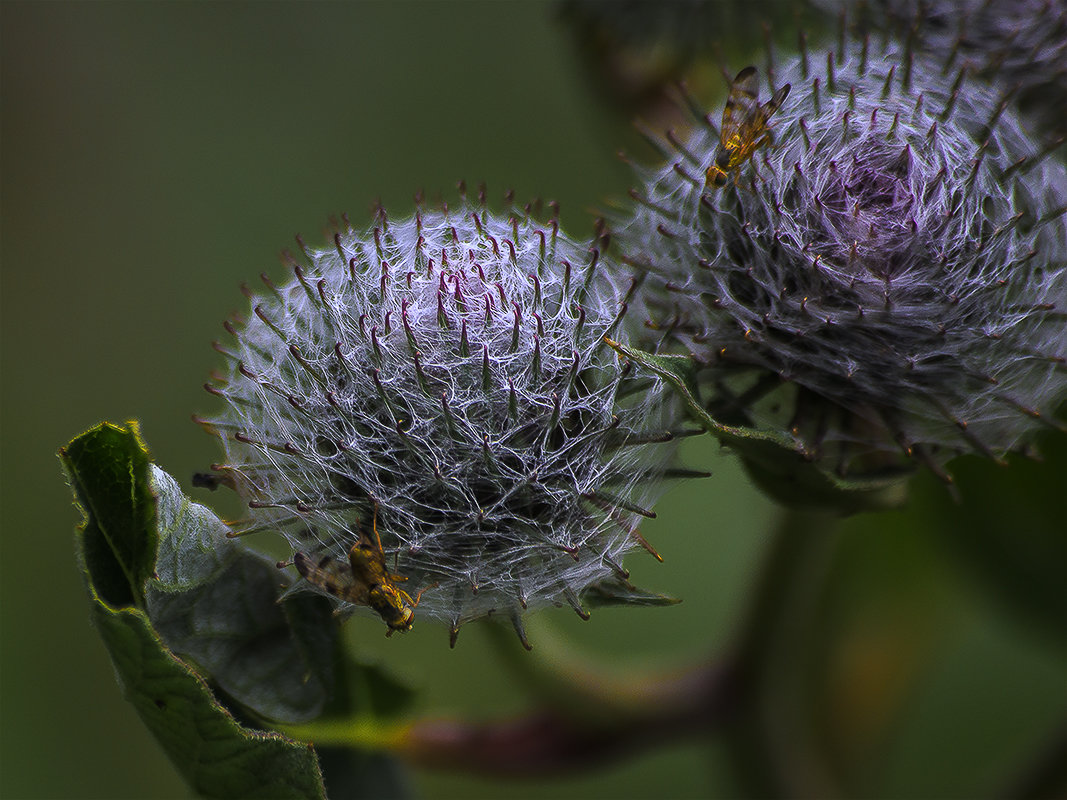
[
  {"x1": 620, "y1": 41, "x2": 1067, "y2": 472},
  {"x1": 203, "y1": 200, "x2": 677, "y2": 636}
]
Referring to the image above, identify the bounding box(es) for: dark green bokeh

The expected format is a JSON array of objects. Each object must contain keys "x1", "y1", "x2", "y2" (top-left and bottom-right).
[{"x1": 3, "y1": 3, "x2": 1063, "y2": 799}]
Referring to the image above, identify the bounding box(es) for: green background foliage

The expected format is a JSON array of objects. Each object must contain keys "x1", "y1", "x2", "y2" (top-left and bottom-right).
[{"x1": 2, "y1": 2, "x2": 1064, "y2": 798}]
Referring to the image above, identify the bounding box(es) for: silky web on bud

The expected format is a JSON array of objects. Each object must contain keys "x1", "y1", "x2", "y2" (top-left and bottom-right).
[
  {"x1": 619, "y1": 41, "x2": 1067, "y2": 475},
  {"x1": 200, "y1": 197, "x2": 678, "y2": 643},
  {"x1": 820, "y1": 0, "x2": 1067, "y2": 138}
]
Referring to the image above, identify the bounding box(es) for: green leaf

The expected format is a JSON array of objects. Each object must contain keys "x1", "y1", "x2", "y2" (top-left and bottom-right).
[
  {"x1": 61, "y1": 421, "x2": 157, "y2": 607},
  {"x1": 62, "y1": 422, "x2": 328, "y2": 799},
  {"x1": 92, "y1": 602, "x2": 326, "y2": 800},
  {"x1": 581, "y1": 577, "x2": 682, "y2": 608},
  {"x1": 608, "y1": 341, "x2": 910, "y2": 513},
  {"x1": 146, "y1": 466, "x2": 337, "y2": 725}
]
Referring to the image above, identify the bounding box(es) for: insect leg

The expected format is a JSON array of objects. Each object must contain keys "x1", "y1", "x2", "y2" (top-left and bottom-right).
[{"x1": 406, "y1": 581, "x2": 439, "y2": 609}]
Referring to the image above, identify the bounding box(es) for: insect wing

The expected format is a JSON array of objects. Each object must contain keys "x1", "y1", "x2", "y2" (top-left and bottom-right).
[
  {"x1": 764, "y1": 82, "x2": 791, "y2": 117},
  {"x1": 295, "y1": 550, "x2": 370, "y2": 604},
  {"x1": 720, "y1": 67, "x2": 761, "y2": 150}
]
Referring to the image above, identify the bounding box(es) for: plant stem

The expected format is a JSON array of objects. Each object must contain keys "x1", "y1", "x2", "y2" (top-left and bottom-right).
[
  {"x1": 397, "y1": 656, "x2": 734, "y2": 777},
  {"x1": 720, "y1": 508, "x2": 843, "y2": 799},
  {"x1": 277, "y1": 717, "x2": 410, "y2": 751}
]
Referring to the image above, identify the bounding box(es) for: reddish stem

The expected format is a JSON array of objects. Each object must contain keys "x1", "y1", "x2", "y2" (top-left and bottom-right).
[{"x1": 400, "y1": 659, "x2": 741, "y2": 776}]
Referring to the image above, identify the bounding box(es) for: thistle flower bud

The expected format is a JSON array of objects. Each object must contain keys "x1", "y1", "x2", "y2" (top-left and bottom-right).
[
  {"x1": 826, "y1": 0, "x2": 1067, "y2": 138},
  {"x1": 619, "y1": 42, "x2": 1067, "y2": 479},
  {"x1": 199, "y1": 195, "x2": 676, "y2": 647}
]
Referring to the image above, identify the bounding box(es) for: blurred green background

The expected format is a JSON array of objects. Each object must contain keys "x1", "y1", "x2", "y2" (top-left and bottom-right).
[{"x1": 2, "y1": 3, "x2": 1064, "y2": 798}]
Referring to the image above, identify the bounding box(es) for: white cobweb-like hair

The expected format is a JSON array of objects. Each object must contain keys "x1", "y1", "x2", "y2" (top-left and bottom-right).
[
  {"x1": 618, "y1": 39, "x2": 1067, "y2": 478},
  {"x1": 200, "y1": 194, "x2": 680, "y2": 646},
  {"x1": 815, "y1": 0, "x2": 1067, "y2": 138}
]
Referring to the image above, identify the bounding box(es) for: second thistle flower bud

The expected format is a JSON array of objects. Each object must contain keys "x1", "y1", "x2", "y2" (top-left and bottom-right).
[
  {"x1": 618, "y1": 41, "x2": 1067, "y2": 482},
  {"x1": 200, "y1": 195, "x2": 676, "y2": 647}
]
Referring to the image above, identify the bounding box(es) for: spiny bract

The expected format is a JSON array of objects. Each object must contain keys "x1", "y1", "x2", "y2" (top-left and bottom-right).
[
  {"x1": 199, "y1": 196, "x2": 677, "y2": 646},
  {"x1": 828, "y1": 0, "x2": 1067, "y2": 138},
  {"x1": 619, "y1": 41, "x2": 1067, "y2": 478}
]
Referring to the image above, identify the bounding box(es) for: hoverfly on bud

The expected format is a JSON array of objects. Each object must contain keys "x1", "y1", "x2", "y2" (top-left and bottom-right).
[
  {"x1": 706, "y1": 66, "x2": 790, "y2": 188},
  {"x1": 294, "y1": 506, "x2": 432, "y2": 635}
]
